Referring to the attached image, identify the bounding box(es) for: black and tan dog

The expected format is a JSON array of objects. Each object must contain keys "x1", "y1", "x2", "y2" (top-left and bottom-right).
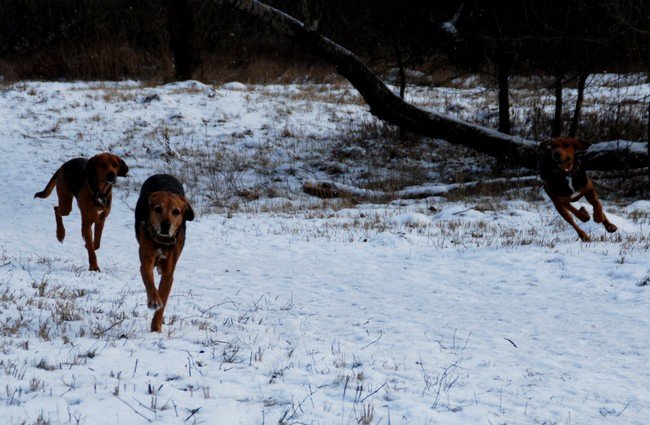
[
  {"x1": 540, "y1": 137, "x2": 617, "y2": 241},
  {"x1": 135, "y1": 174, "x2": 194, "y2": 332},
  {"x1": 34, "y1": 153, "x2": 129, "y2": 271}
]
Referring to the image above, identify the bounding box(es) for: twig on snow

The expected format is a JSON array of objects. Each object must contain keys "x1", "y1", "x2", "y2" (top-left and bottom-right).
[
  {"x1": 361, "y1": 330, "x2": 383, "y2": 350},
  {"x1": 115, "y1": 395, "x2": 153, "y2": 422}
]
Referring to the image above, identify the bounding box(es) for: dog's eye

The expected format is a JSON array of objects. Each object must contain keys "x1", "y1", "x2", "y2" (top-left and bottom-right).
[
  {"x1": 153, "y1": 206, "x2": 163, "y2": 214},
  {"x1": 172, "y1": 209, "x2": 181, "y2": 216}
]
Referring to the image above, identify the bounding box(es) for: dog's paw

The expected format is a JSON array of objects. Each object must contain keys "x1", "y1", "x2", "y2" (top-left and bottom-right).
[
  {"x1": 147, "y1": 296, "x2": 163, "y2": 311},
  {"x1": 578, "y1": 232, "x2": 591, "y2": 242},
  {"x1": 89, "y1": 264, "x2": 101, "y2": 272},
  {"x1": 576, "y1": 206, "x2": 590, "y2": 222},
  {"x1": 605, "y1": 222, "x2": 618, "y2": 233},
  {"x1": 93, "y1": 242, "x2": 101, "y2": 250},
  {"x1": 593, "y1": 211, "x2": 605, "y2": 223},
  {"x1": 56, "y1": 230, "x2": 65, "y2": 242}
]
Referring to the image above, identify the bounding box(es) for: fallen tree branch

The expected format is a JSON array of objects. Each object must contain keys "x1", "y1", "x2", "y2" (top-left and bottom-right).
[
  {"x1": 302, "y1": 180, "x2": 381, "y2": 199},
  {"x1": 217, "y1": 0, "x2": 648, "y2": 172},
  {"x1": 590, "y1": 167, "x2": 649, "y2": 180},
  {"x1": 302, "y1": 176, "x2": 541, "y2": 200},
  {"x1": 397, "y1": 176, "x2": 541, "y2": 199}
]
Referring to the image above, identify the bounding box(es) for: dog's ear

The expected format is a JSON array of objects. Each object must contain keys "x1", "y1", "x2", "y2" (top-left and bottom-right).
[
  {"x1": 85, "y1": 155, "x2": 97, "y2": 170},
  {"x1": 85, "y1": 155, "x2": 99, "y2": 182},
  {"x1": 117, "y1": 158, "x2": 129, "y2": 177},
  {"x1": 182, "y1": 197, "x2": 195, "y2": 221},
  {"x1": 572, "y1": 138, "x2": 591, "y2": 151}
]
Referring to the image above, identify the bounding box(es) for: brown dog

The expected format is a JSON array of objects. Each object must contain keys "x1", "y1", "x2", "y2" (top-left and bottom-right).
[
  {"x1": 34, "y1": 153, "x2": 129, "y2": 271},
  {"x1": 135, "y1": 174, "x2": 194, "y2": 332},
  {"x1": 540, "y1": 137, "x2": 617, "y2": 241}
]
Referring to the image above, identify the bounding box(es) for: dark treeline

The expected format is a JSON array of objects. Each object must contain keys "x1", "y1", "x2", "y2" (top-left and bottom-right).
[{"x1": 0, "y1": 0, "x2": 647, "y2": 82}]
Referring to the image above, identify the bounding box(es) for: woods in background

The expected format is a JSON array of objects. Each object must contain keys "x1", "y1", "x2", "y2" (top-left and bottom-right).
[
  {"x1": 1, "y1": 0, "x2": 647, "y2": 82},
  {"x1": 0, "y1": 0, "x2": 648, "y2": 149}
]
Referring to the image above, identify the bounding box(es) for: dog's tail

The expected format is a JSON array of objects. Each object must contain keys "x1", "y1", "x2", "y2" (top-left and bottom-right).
[{"x1": 34, "y1": 171, "x2": 58, "y2": 199}]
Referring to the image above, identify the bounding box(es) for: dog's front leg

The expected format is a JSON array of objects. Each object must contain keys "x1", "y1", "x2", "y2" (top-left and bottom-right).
[
  {"x1": 584, "y1": 187, "x2": 617, "y2": 233},
  {"x1": 550, "y1": 198, "x2": 590, "y2": 241},
  {"x1": 151, "y1": 254, "x2": 178, "y2": 332},
  {"x1": 93, "y1": 213, "x2": 106, "y2": 250},
  {"x1": 151, "y1": 274, "x2": 173, "y2": 332},
  {"x1": 564, "y1": 202, "x2": 590, "y2": 222},
  {"x1": 81, "y1": 219, "x2": 100, "y2": 271},
  {"x1": 139, "y1": 247, "x2": 163, "y2": 312}
]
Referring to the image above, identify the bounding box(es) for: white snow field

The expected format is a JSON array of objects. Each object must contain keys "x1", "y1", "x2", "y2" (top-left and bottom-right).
[{"x1": 0, "y1": 80, "x2": 648, "y2": 424}]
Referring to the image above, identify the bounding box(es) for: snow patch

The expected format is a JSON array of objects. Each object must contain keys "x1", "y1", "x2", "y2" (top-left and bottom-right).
[
  {"x1": 0, "y1": 80, "x2": 648, "y2": 425},
  {"x1": 222, "y1": 81, "x2": 247, "y2": 91},
  {"x1": 389, "y1": 212, "x2": 432, "y2": 227},
  {"x1": 625, "y1": 200, "x2": 650, "y2": 213},
  {"x1": 589, "y1": 140, "x2": 647, "y2": 154}
]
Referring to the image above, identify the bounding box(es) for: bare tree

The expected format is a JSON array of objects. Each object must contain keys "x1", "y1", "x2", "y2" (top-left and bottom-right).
[
  {"x1": 167, "y1": 0, "x2": 199, "y2": 80},
  {"x1": 495, "y1": 38, "x2": 511, "y2": 134},
  {"x1": 568, "y1": 70, "x2": 588, "y2": 137},
  {"x1": 551, "y1": 75, "x2": 564, "y2": 137}
]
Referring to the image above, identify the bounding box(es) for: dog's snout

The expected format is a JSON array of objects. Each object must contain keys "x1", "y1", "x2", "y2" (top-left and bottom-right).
[{"x1": 160, "y1": 220, "x2": 171, "y2": 235}]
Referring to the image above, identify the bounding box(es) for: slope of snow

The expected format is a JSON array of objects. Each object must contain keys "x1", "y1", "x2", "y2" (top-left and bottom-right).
[{"x1": 0, "y1": 81, "x2": 648, "y2": 425}]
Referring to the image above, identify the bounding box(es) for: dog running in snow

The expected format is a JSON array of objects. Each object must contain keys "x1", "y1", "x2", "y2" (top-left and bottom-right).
[
  {"x1": 34, "y1": 153, "x2": 129, "y2": 271},
  {"x1": 539, "y1": 137, "x2": 617, "y2": 241},
  {"x1": 135, "y1": 174, "x2": 194, "y2": 332}
]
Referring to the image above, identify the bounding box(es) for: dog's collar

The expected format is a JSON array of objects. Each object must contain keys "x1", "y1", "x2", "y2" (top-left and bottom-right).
[{"x1": 145, "y1": 222, "x2": 178, "y2": 248}]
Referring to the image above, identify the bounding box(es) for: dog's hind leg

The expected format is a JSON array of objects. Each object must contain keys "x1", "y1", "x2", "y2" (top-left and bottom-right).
[{"x1": 54, "y1": 178, "x2": 73, "y2": 242}]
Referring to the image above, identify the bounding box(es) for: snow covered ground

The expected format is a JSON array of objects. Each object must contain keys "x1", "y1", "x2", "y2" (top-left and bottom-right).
[{"x1": 0, "y1": 80, "x2": 648, "y2": 424}]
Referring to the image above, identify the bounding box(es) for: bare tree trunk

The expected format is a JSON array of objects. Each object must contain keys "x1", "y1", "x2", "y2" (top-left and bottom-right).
[
  {"x1": 552, "y1": 75, "x2": 563, "y2": 137},
  {"x1": 167, "y1": 0, "x2": 199, "y2": 80},
  {"x1": 391, "y1": 32, "x2": 406, "y2": 100},
  {"x1": 391, "y1": 30, "x2": 406, "y2": 140},
  {"x1": 217, "y1": 0, "x2": 647, "y2": 172},
  {"x1": 569, "y1": 71, "x2": 588, "y2": 137},
  {"x1": 495, "y1": 39, "x2": 511, "y2": 135}
]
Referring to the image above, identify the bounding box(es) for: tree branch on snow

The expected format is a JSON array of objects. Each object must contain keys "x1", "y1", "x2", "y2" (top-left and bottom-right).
[
  {"x1": 303, "y1": 175, "x2": 542, "y2": 200},
  {"x1": 217, "y1": 0, "x2": 648, "y2": 172}
]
